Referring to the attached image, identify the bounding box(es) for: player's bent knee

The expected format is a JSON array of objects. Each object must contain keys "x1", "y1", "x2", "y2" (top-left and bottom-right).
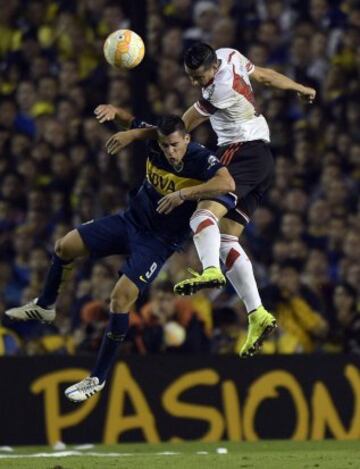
[
  {"x1": 196, "y1": 201, "x2": 228, "y2": 219},
  {"x1": 55, "y1": 230, "x2": 87, "y2": 261},
  {"x1": 111, "y1": 293, "x2": 138, "y2": 312},
  {"x1": 219, "y1": 218, "x2": 245, "y2": 238},
  {"x1": 110, "y1": 276, "x2": 139, "y2": 312},
  {"x1": 55, "y1": 237, "x2": 72, "y2": 261}
]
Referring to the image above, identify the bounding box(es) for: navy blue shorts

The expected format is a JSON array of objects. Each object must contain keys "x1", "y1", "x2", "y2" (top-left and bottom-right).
[{"x1": 77, "y1": 213, "x2": 175, "y2": 293}]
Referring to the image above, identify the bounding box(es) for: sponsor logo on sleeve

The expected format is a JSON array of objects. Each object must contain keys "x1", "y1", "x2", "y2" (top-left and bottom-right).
[{"x1": 207, "y1": 155, "x2": 219, "y2": 169}]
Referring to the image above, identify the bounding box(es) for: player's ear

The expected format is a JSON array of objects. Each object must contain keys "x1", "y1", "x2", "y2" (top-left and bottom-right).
[{"x1": 184, "y1": 133, "x2": 190, "y2": 144}]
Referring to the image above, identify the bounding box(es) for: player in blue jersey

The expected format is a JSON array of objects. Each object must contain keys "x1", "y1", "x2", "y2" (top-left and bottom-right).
[{"x1": 5, "y1": 114, "x2": 235, "y2": 401}]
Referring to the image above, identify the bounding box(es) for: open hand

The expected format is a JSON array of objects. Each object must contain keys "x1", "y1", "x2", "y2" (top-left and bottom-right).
[
  {"x1": 94, "y1": 104, "x2": 119, "y2": 123},
  {"x1": 297, "y1": 86, "x2": 316, "y2": 103},
  {"x1": 105, "y1": 130, "x2": 135, "y2": 155},
  {"x1": 157, "y1": 191, "x2": 184, "y2": 214}
]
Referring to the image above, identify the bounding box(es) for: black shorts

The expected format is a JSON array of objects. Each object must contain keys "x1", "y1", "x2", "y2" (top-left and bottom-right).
[{"x1": 216, "y1": 140, "x2": 274, "y2": 225}]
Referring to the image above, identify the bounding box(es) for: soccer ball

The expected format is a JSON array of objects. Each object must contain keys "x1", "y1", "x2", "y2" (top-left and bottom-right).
[
  {"x1": 164, "y1": 321, "x2": 186, "y2": 347},
  {"x1": 103, "y1": 29, "x2": 145, "y2": 69}
]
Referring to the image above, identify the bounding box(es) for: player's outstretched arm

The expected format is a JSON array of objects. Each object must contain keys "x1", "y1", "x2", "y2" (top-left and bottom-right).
[
  {"x1": 250, "y1": 66, "x2": 316, "y2": 103},
  {"x1": 182, "y1": 105, "x2": 209, "y2": 132},
  {"x1": 94, "y1": 104, "x2": 134, "y2": 126},
  {"x1": 105, "y1": 128, "x2": 157, "y2": 155},
  {"x1": 157, "y1": 168, "x2": 235, "y2": 214}
]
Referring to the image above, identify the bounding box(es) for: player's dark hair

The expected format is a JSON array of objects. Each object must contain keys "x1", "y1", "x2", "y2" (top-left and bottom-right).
[
  {"x1": 157, "y1": 115, "x2": 186, "y2": 136},
  {"x1": 184, "y1": 42, "x2": 217, "y2": 70}
]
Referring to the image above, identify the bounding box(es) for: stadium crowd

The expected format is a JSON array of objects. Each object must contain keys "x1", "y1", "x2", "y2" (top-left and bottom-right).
[{"x1": 0, "y1": 0, "x2": 359, "y2": 356}]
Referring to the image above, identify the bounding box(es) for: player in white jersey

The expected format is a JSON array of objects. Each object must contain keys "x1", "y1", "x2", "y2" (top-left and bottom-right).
[
  {"x1": 100, "y1": 43, "x2": 316, "y2": 356},
  {"x1": 193, "y1": 47, "x2": 270, "y2": 146},
  {"x1": 170, "y1": 43, "x2": 316, "y2": 355}
]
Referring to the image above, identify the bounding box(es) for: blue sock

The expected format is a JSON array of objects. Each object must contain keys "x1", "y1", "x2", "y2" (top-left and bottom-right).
[
  {"x1": 91, "y1": 313, "x2": 129, "y2": 383},
  {"x1": 37, "y1": 254, "x2": 73, "y2": 308}
]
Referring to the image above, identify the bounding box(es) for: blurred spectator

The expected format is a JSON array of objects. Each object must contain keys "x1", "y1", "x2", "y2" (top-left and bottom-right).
[
  {"x1": 261, "y1": 262, "x2": 329, "y2": 353},
  {"x1": 211, "y1": 306, "x2": 246, "y2": 354},
  {"x1": 74, "y1": 300, "x2": 109, "y2": 354},
  {"x1": 330, "y1": 283, "x2": 360, "y2": 354},
  {"x1": 183, "y1": 1, "x2": 218, "y2": 44},
  {"x1": 0, "y1": 325, "x2": 21, "y2": 356},
  {"x1": 211, "y1": 16, "x2": 236, "y2": 50},
  {"x1": 0, "y1": 0, "x2": 359, "y2": 356},
  {"x1": 133, "y1": 280, "x2": 209, "y2": 354}
]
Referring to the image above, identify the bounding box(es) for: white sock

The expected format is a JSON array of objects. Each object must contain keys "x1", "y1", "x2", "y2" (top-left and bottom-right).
[
  {"x1": 220, "y1": 234, "x2": 262, "y2": 313},
  {"x1": 190, "y1": 209, "x2": 221, "y2": 270}
]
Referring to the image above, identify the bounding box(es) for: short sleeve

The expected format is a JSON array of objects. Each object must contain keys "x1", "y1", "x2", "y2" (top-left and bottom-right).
[
  {"x1": 196, "y1": 81, "x2": 240, "y2": 116},
  {"x1": 194, "y1": 98, "x2": 217, "y2": 116},
  {"x1": 194, "y1": 83, "x2": 238, "y2": 116},
  {"x1": 196, "y1": 152, "x2": 223, "y2": 180},
  {"x1": 237, "y1": 52, "x2": 255, "y2": 75}
]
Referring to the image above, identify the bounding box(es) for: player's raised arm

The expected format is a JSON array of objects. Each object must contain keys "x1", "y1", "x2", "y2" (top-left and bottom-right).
[
  {"x1": 104, "y1": 114, "x2": 158, "y2": 155},
  {"x1": 94, "y1": 104, "x2": 158, "y2": 154},
  {"x1": 250, "y1": 66, "x2": 316, "y2": 103},
  {"x1": 94, "y1": 104, "x2": 134, "y2": 126}
]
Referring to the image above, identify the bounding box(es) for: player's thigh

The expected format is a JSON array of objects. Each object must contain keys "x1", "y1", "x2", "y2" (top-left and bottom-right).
[
  {"x1": 110, "y1": 274, "x2": 139, "y2": 312},
  {"x1": 220, "y1": 143, "x2": 274, "y2": 236},
  {"x1": 197, "y1": 200, "x2": 228, "y2": 219},
  {"x1": 222, "y1": 189, "x2": 258, "y2": 232},
  {"x1": 224, "y1": 141, "x2": 274, "y2": 200},
  {"x1": 77, "y1": 213, "x2": 130, "y2": 258},
  {"x1": 225, "y1": 161, "x2": 273, "y2": 229},
  {"x1": 219, "y1": 218, "x2": 245, "y2": 238},
  {"x1": 55, "y1": 229, "x2": 89, "y2": 260},
  {"x1": 124, "y1": 236, "x2": 175, "y2": 295}
]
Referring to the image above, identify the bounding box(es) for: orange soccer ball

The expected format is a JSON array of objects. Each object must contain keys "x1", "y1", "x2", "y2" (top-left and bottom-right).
[{"x1": 103, "y1": 29, "x2": 145, "y2": 69}]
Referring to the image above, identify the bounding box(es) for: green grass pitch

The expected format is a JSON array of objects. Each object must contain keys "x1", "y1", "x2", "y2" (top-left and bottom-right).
[{"x1": 0, "y1": 440, "x2": 359, "y2": 468}]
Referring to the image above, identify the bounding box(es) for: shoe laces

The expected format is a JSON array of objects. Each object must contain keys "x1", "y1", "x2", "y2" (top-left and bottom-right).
[
  {"x1": 76, "y1": 377, "x2": 99, "y2": 392},
  {"x1": 186, "y1": 267, "x2": 200, "y2": 278}
]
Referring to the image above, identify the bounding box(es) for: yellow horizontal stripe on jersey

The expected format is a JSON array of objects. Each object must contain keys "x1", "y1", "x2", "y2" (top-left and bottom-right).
[{"x1": 146, "y1": 160, "x2": 203, "y2": 196}]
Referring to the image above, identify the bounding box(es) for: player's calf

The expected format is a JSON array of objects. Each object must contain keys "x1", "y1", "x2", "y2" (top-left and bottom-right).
[
  {"x1": 65, "y1": 276, "x2": 138, "y2": 403},
  {"x1": 190, "y1": 209, "x2": 221, "y2": 271}
]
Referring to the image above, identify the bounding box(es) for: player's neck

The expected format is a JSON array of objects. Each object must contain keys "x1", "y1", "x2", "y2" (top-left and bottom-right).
[{"x1": 171, "y1": 160, "x2": 184, "y2": 172}]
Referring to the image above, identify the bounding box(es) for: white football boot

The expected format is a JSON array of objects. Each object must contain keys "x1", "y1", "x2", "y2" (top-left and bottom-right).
[
  {"x1": 5, "y1": 299, "x2": 55, "y2": 323},
  {"x1": 65, "y1": 377, "x2": 105, "y2": 402}
]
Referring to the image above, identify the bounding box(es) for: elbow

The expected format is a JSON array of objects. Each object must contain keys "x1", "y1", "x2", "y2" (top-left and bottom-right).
[{"x1": 261, "y1": 75, "x2": 273, "y2": 87}]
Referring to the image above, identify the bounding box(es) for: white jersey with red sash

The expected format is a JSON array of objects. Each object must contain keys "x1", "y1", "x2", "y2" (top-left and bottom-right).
[{"x1": 194, "y1": 48, "x2": 270, "y2": 146}]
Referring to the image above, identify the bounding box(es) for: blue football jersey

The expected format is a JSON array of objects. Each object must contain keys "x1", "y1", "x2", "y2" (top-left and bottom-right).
[{"x1": 125, "y1": 119, "x2": 232, "y2": 247}]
